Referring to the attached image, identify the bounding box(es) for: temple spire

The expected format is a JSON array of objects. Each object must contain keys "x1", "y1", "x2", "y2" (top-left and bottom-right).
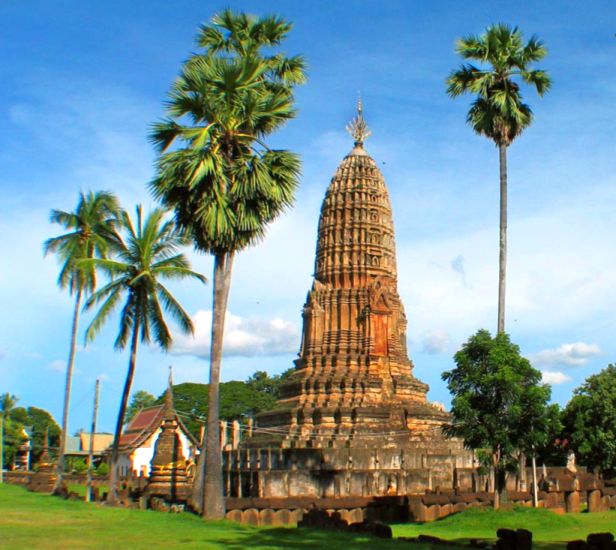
[
  {"x1": 164, "y1": 366, "x2": 174, "y2": 416},
  {"x1": 346, "y1": 95, "x2": 371, "y2": 148}
]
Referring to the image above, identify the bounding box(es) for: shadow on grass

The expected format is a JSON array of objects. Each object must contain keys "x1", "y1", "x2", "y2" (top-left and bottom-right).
[{"x1": 208, "y1": 526, "x2": 468, "y2": 549}]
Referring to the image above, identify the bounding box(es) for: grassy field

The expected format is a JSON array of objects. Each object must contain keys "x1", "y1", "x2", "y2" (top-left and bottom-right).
[
  {"x1": 392, "y1": 505, "x2": 616, "y2": 549},
  {"x1": 0, "y1": 485, "x2": 435, "y2": 550},
  {"x1": 1, "y1": 484, "x2": 614, "y2": 550},
  {"x1": 66, "y1": 483, "x2": 109, "y2": 498}
]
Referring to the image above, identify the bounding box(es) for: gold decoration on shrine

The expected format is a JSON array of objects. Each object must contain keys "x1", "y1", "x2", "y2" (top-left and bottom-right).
[{"x1": 346, "y1": 97, "x2": 371, "y2": 146}]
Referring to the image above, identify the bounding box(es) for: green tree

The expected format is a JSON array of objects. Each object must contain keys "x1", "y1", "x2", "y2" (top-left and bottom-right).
[
  {"x1": 1, "y1": 402, "x2": 61, "y2": 471},
  {"x1": 43, "y1": 190, "x2": 120, "y2": 489},
  {"x1": 125, "y1": 390, "x2": 157, "y2": 424},
  {"x1": 446, "y1": 24, "x2": 551, "y2": 334},
  {"x1": 95, "y1": 462, "x2": 109, "y2": 476},
  {"x1": 22, "y1": 407, "x2": 61, "y2": 465},
  {"x1": 1, "y1": 393, "x2": 19, "y2": 477},
  {"x1": 83, "y1": 206, "x2": 206, "y2": 502},
  {"x1": 442, "y1": 329, "x2": 552, "y2": 509},
  {"x1": 562, "y1": 364, "x2": 616, "y2": 476},
  {"x1": 152, "y1": 372, "x2": 292, "y2": 440},
  {"x1": 149, "y1": 10, "x2": 305, "y2": 518}
]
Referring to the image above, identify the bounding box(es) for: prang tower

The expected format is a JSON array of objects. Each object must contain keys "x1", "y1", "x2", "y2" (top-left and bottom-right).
[{"x1": 254, "y1": 102, "x2": 450, "y2": 448}]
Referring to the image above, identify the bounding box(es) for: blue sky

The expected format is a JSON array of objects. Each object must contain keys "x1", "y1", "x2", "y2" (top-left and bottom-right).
[{"x1": 1, "y1": 1, "x2": 615, "y2": 433}]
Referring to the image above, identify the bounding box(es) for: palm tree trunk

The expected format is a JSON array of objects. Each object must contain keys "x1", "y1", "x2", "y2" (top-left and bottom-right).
[
  {"x1": 107, "y1": 318, "x2": 140, "y2": 504},
  {"x1": 53, "y1": 288, "x2": 82, "y2": 493},
  {"x1": 497, "y1": 143, "x2": 508, "y2": 334},
  {"x1": 201, "y1": 252, "x2": 234, "y2": 519}
]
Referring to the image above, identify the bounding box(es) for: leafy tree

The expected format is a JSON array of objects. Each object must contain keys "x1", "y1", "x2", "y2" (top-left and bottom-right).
[
  {"x1": 442, "y1": 329, "x2": 552, "y2": 509},
  {"x1": 125, "y1": 390, "x2": 157, "y2": 424},
  {"x1": 153, "y1": 371, "x2": 292, "y2": 440},
  {"x1": 22, "y1": 407, "x2": 61, "y2": 464},
  {"x1": 1, "y1": 402, "x2": 61, "y2": 470},
  {"x1": 533, "y1": 403, "x2": 566, "y2": 467},
  {"x1": 43, "y1": 190, "x2": 120, "y2": 489},
  {"x1": 149, "y1": 10, "x2": 305, "y2": 518},
  {"x1": 72, "y1": 458, "x2": 87, "y2": 474},
  {"x1": 446, "y1": 24, "x2": 551, "y2": 334},
  {"x1": 247, "y1": 369, "x2": 293, "y2": 395},
  {"x1": 83, "y1": 206, "x2": 206, "y2": 502},
  {"x1": 1, "y1": 393, "x2": 19, "y2": 473},
  {"x1": 562, "y1": 364, "x2": 616, "y2": 476}
]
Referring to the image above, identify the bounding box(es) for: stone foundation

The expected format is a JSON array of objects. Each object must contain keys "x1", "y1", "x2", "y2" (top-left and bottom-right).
[{"x1": 223, "y1": 440, "x2": 471, "y2": 499}]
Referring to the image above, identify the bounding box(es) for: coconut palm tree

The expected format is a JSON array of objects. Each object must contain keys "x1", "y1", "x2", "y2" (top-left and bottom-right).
[
  {"x1": 82, "y1": 206, "x2": 206, "y2": 502},
  {"x1": 149, "y1": 9, "x2": 305, "y2": 519},
  {"x1": 43, "y1": 190, "x2": 120, "y2": 490},
  {"x1": 0, "y1": 393, "x2": 18, "y2": 482},
  {"x1": 446, "y1": 24, "x2": 551, "y2": 333}
]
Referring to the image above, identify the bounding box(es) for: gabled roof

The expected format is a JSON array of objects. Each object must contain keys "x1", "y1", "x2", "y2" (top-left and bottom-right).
[
  {"x1": 65, "y1": 435, "x2": 82, "y2": 454},
  {"x1": 65, "y1": 432, "x2": 114, "y2": 456},
  {"x1": 118, "y1": 405, "x2": 164, "y2": 450},
  {"x1": 80, "y1": 432, "x2": 113, "y2": 452},
  {"x1": 116, "y1": 405, "x2": 197, "y2": 452}
]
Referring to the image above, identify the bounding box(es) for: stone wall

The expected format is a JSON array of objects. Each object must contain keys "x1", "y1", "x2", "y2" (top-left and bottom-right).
[
  {"x1": 224, "y1": 473, "x2": 616, "y2": 526},
  {"x1": 222, "y1": 442, "x2": 472, "y2": 499}
]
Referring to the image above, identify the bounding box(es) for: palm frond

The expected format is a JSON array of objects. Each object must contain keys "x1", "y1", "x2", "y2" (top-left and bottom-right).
[
  {"x1": 156, "y1": 283, "x2": 194, "y2": 335},
  {"x1": 447, "y1": 23, "x2": 550, "y2": 145},
  {"x1": 84, "y1": 286, "x2": 123, "y2": 344}
]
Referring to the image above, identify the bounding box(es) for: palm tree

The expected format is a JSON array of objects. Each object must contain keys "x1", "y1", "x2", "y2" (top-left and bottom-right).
[
  {"x1": 0, "y1": 393, "x2": 18, "y2": 482},
  {"x1": 149, "y1": 9, "x2": 305, "y2": 519},
  {"x1": 82, "y1": 206, "x2": 206, "y2": 502},
  {"x1": 43, "y1": 190, "x2": 120, "y2": 490},
  {"x1": 446, "y1": 24, "x2": 551, "y2": 333}
]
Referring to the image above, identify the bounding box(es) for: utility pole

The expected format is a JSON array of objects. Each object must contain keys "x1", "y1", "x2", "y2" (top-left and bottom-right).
[
  {"x1": 531, "y1": 450, "x2": 539, "y2": 508},
  {"x1": 85, "y1": 379, "x2": 100, "y2": 502}
]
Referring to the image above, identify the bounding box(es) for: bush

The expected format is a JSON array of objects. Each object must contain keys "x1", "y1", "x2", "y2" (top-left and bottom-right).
[
  {"x1": 72, "y1": 459, "x2": 87, "y2": 474},
  {"x1": 96, "y1": 462, "x2": 109, "y2": 476}
]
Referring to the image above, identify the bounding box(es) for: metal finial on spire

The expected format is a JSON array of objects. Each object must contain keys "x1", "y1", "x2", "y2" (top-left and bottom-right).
[{"x1": 346, "y1": 94, "x2": 371, "y2": 147}]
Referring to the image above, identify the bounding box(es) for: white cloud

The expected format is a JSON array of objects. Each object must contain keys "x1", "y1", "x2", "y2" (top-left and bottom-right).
[
  {"x1": 46, "y1": 359, "x2": 66, "y2": 373},
  {"x1": 172, "y1": 310, "x2": 300, "y2": 359},
  {"x1": 541, "y1": 371, "x2": 573, "y2": 385},
  {"x1": 530, "y1": 342, "x2": 601, "y2": 368},
  {"x1": 421, "y1": 330, "x2": 451, "y2": 355}
]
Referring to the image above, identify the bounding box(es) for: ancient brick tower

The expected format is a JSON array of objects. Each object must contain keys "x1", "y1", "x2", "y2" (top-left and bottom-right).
[
  {"x1": 145, "y1": 370, "x2": 191, "y2": 504},
  {"x1": 231, "y1": 104, "x2": 471, "y2": 499},
  {"x1": 253, "y1": 102, "x2": 452, "y2": 448}
]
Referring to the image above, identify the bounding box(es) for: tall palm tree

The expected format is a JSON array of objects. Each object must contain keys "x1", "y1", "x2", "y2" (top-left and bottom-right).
[
  {"x1": 82, "y1": 206, "x2": 206, "y2": 502},
  {"x1": 149, "y1": 9, "x2": 305, "y2": 519},
  {"x1": 0, "y1": 393, "x2": 18, "y2": 482},
  {"x1": 43, "y1": 190, "x2": 120, "y2": 490},
  {"x1": 446, "y1": 24, "x2": 551, "y2": 333}
]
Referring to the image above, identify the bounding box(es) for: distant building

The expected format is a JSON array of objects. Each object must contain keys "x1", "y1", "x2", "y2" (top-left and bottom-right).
[{"x1": 65, "y1": 432, "x2": 114, "y2": 466}]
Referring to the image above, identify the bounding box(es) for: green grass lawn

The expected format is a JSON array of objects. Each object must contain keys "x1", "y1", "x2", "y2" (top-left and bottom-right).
[
  {"x1": 1, "y1": 484, "x2": 614, "y2": 550},
  {"x1": 66, "y1": 483, "x2": 109, "y2": 498},
  {"x1": 392, "y1": 505, "x2": 616, "y2": 550},
  {"x1": 0, "y1": 484, "x2": 433, "y2": 550}
]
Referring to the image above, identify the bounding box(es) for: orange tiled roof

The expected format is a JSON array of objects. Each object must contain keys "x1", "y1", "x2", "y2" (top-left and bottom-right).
[
  {"x1": 115, "y1": 405, "x2": 198, "y2": 451},
  {"x1": 117, "y1": 406, "x2": 164, "y2": 449}
]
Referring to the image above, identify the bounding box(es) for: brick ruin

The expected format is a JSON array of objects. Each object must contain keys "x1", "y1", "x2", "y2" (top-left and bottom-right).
[{"x1": 222, "y1": 103, "x2": 472, "y2": 500}]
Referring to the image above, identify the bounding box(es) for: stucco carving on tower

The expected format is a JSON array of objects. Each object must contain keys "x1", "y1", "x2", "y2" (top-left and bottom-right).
[{"x1": 253, "y1": 104, "x2": 453, "y2": 448}]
